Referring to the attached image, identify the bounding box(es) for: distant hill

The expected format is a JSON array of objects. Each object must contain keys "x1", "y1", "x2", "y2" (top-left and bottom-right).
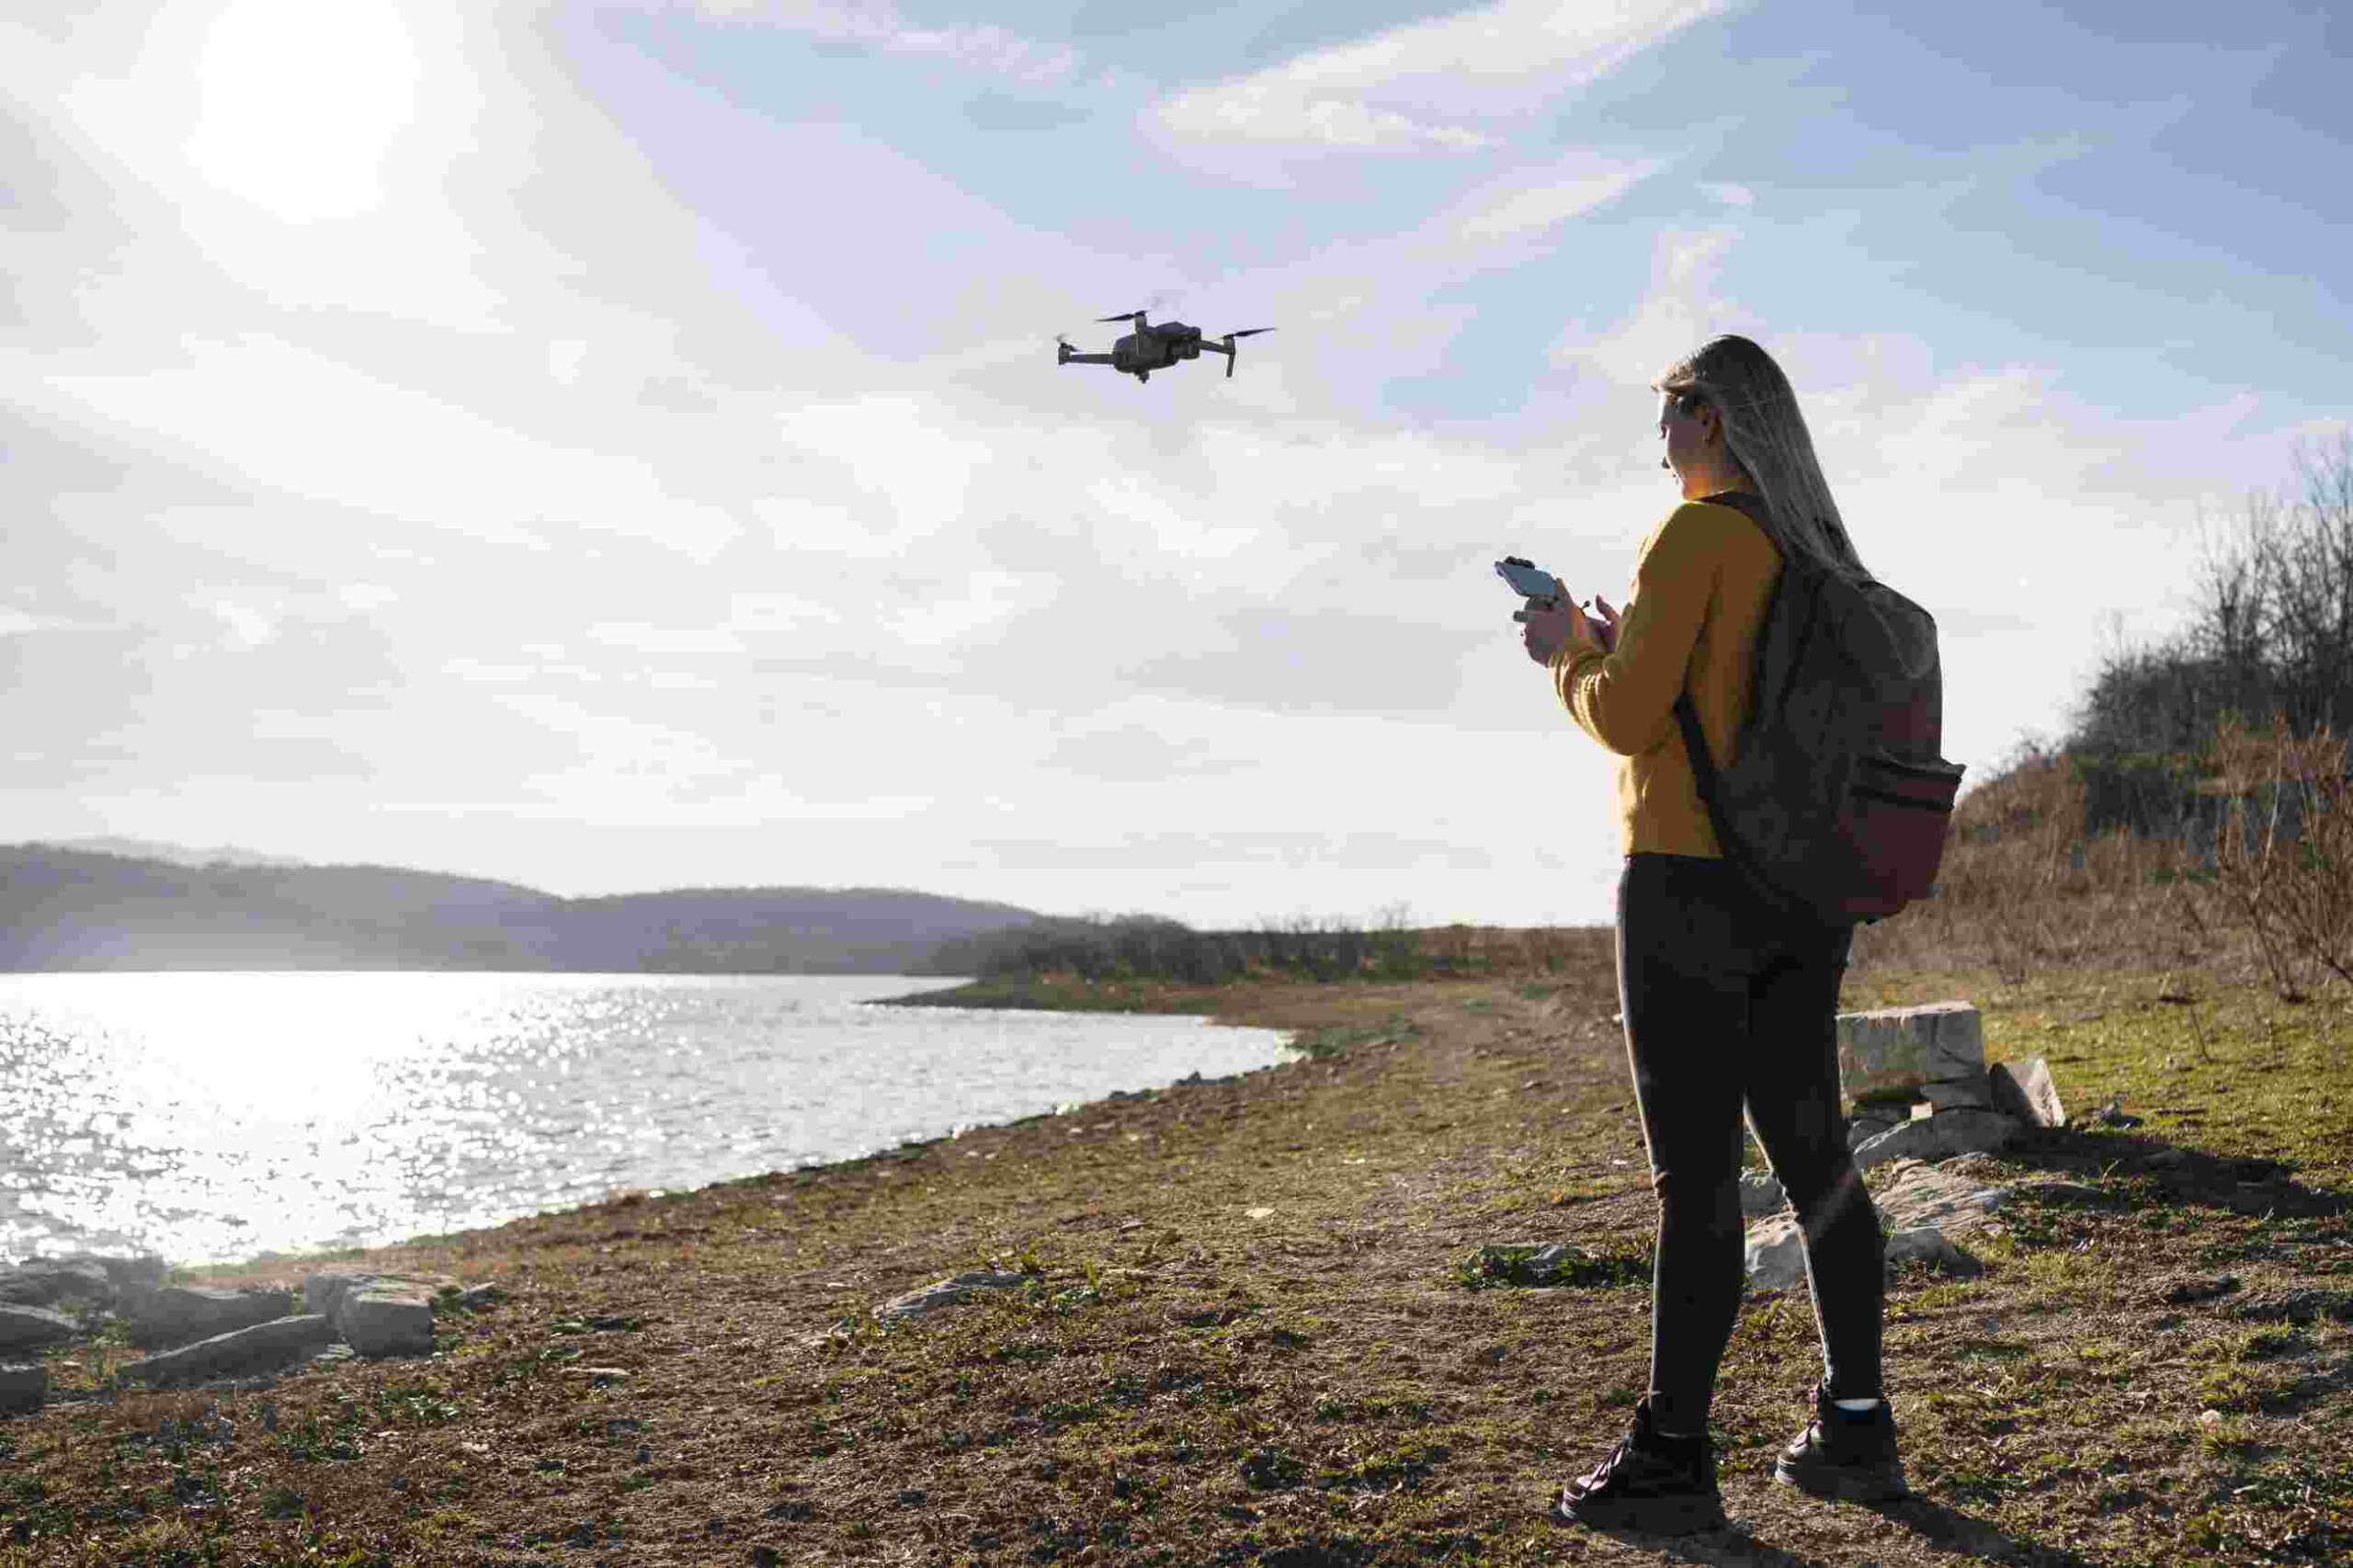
[
  {"x1": 0, "y1": 845, "x2": 1050, "y2": 974},
  {"x1": 31, "y1": 836, "x2": 312, "y2": 870}
]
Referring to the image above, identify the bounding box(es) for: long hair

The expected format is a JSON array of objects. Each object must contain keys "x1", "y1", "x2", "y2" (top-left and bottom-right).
[{"x1": 1654, "y1": 335, "x2": 1871, "y2": 585}]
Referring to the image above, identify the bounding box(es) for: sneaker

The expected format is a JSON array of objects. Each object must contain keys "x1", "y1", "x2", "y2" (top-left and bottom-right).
[
  {"x1": 1551, "y1": 1396, "x2": 1726, "y2": 1535},
  {"x1": 1773, "y1": 1383, "x2": 1908, "y2": 1502}
]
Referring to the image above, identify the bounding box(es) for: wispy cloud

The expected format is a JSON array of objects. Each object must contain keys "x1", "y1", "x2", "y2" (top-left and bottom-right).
[
  {"x1": 1149, "y1": 0, "x2": 1727, "y2": 164},
  {"x1": 1447, "y1": 149, "x2": 1666, "y2": 242},
  {"x1": 1551, "y1": 226, "x2": 1746, "y2": 385},
  {"x1": 679, "y1": 0, "x2": 1077, "y2": 82}
]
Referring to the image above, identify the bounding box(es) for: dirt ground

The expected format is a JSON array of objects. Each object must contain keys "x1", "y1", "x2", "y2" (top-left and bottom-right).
[{"x1": 5, "y1": 949, "x2": 2350, "y2": 1566}]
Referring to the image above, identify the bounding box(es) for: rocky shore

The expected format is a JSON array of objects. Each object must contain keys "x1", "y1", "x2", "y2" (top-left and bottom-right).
[{"x1": 0, "y1": 1255, "x2": 503, "y2": 1415}]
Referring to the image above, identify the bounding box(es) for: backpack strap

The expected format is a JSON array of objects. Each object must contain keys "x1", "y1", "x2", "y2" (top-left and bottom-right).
[{"x1": 1672, "y1": 691, "x2": 1729, "y2": 832}]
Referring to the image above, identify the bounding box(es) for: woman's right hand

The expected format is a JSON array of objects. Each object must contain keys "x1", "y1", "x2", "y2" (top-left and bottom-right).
[{"x1": 1573, "y1": 593, "x2": 1621, "y2": 653}]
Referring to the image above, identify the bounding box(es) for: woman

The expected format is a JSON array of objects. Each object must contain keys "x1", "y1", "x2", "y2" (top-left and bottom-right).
[{"x1": 1518, "y1": 335, "x2": 1907, "y2": 1536}]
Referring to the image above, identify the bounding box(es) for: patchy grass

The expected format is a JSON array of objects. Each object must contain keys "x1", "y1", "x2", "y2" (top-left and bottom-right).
[{"x1": 4, "y1": 956, "x2": 2351, "y2": 1566}]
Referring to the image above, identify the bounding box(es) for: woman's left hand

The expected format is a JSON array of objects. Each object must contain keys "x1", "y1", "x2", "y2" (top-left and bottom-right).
[{"x1": 1522, "y1": 596, "x2": 1608, "y2": 665}]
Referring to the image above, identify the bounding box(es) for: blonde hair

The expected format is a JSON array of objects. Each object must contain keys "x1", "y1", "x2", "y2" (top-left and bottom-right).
[{"x1": 1654, "y1": 335, "x2": 1871, "y2": 585}]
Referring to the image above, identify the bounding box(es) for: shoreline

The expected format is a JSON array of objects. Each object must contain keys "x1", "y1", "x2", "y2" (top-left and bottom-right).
[{"x1": 4, "y1": 977, "x2": 1302, "y2": 1278}]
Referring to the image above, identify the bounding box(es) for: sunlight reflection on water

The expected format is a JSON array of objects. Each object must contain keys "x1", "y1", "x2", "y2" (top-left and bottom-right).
[{"x1": 0, "y1": 972, "x2": 1294, "y2": 1267}]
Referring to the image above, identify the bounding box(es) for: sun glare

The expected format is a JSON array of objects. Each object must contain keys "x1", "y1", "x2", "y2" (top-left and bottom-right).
[{"x1": 186, "y1": 0, "x2": 424, "y2": 222}]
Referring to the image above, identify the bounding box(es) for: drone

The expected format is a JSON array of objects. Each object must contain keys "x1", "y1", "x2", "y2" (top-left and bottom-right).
[{"x1": 1056, "y1": 310, "x2": 1274, "y2": 382}]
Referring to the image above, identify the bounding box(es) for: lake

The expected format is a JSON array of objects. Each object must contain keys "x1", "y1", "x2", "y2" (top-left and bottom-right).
[{"x1": 0, "y1": 972, "x2": 1295, "y2": 1268}]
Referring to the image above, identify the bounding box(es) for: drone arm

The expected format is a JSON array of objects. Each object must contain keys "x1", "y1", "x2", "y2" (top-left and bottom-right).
[{"x1": 1058, "y1": 351, "x2": 1116, "y2": 366}]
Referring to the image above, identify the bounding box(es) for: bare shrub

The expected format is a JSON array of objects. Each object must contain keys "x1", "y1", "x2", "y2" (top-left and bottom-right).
[
  {"x1": 1847, "y1": 735, "x2": 2211, "y2": 983},
  {"x1": 2197, "y1": 713, "x2": 2353, "y2": 1001}
]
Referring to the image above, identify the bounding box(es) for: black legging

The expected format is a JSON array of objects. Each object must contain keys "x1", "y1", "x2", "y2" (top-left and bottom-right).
[{"x1": 1615, "y1": 851, "x2": 1884, "y2": 1436}]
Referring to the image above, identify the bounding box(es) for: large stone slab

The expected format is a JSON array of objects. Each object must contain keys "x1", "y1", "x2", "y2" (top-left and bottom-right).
[
  {"x1": 0, "y1": 1259, "x2": 115, "y2": 1310},
  {"x1": 0, "y1": 1361, "x2": 45, "y2": 1415},
  {"x1": 1837, "y1": 1001, "x2": 1984, "y2": 1104},
  {"x1": 1853, "y1": 1108, "x2": 2020, "y2": 1171},
  {"x1": 303, "y1": 1271, "x2": 453, "y2": 1321},
  {"x1": 130, "y1": 1286, "x2": 294, "y2": 1347},
  {"x1": 1745, "y1": 1156, "x2": 2008, "y2": 1290},
  {"x1": 336, "y1": 1284, "x2": 436, "y2": 1358},
  {"x1": 1919, "y1": 1072, "x2": 1996, "y2": 1111},
  {"x1": 0, "y1": 1303, "x2": 79, "y2": 1354},
  {"x1": 61, "y1": 1254, "x2": 166, "y2": 1292},
  {"x1": 1847, "y1": 1111, "x2": 1902, "y2": 1151},
  {"x1": 1989, "y1": 1057, "x2": 2067, "y2": 1129},
  {"x1": 1873, "y1": 1158, "x2": 2010, "y2": 1233},
  {"x1": 121, "y1": 1314, "x2": 336, "y2": 1387}
]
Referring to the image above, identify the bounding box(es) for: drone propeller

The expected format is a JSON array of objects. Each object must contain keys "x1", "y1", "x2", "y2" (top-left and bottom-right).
[
  {"x1": 1095, "y1": 311, "x2": 1146, "y2": 324},
  {"x1": 1219, "y1": 326, "x2": 1274, "y2": 379}
]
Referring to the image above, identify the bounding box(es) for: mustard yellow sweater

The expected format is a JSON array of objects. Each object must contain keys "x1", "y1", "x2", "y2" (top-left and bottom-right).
[{"x1": 1549, "y1": 496, "x2": 1782, "y2": 858}]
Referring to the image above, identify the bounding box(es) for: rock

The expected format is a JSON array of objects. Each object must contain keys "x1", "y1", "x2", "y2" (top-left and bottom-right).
[
  {"x1": 70, "y1": 1254, "x2": 167, "y2": 1291},
  {"x1": 121, "y1": 1314, "x2": 337, "y2": 1387},
  {"x1": 0, "y1": 1361, "x2": 45, "y2": 1415},
  {"x1": 2228, "y1": 1288, "x2": 2353, "y2": 1326},
  {"x1": 1847, "y1": 1114, "x2": 1900, "y2": 1151},
  {"x1": 2074, "y1": 1096, "x2": 2142, "y2": 1130},
  {"x1": 1745, "y1": 1221, "x2": 1809, "y2": 1290},
  {"x1": 1745, "y1": 1157, "x2": 2007, "y2": 1292},
  {"x1": 1919, "y1": 1072, "x2": 1996, "y2": 1111},
  {"x1": 337, "y1": 1283, "x2": 437, "y2": 1357},
  {"x1": 2160, "y1": 1274, "x2": 2241, "y2": 1307},
  {"x1": 1885, "y1": 1225, "x2": 1983, "y2": 1276},
  {"x1": 129, "y1": 1286, "x2": 293, "y2": 1347},
  {"x1": 1739, "y1": 1172, "x2": 1787, "y2": 1218},
  {"x1": 1837, "y1": 1001, "x2": 1984, "y2": 1103},
  {"x1": 302, "y1": 1271, "x2": 454, "y2": 1320},
  {"x1": 0, "y1": 1303, "x2": 81, "y2": 1354},
  {"x1": 874, "y1": 1270, "x2": 1029, "y2": 1321},
  {"x1": 1853, "y1": 1109, "x2": 2020, "y2": 1171},
  {"x1": 1934, "y1": 1152, "x2": 2010, "y2": 1183},
  {"x1": 0, "y1": 1259, "x2": 115, "y2": 1310},
  {"x1": 1474, "y1": 1244, "x2": 1585, "y2": 1285},
  {"x1": 1988, "y1": 1057, "x2": 2066, "y2": 1128},
  {"x1": 458, "y1": 1283, "x2": 506, "y2": 1311},
  {"x1": 1871, "y1": 1159, "x2": 2009, "y2": 1233}
]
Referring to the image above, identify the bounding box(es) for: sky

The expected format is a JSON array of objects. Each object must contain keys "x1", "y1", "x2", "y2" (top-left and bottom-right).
[{"x1": 3, "y1": 0, "x2": 2347, "y2": 932}]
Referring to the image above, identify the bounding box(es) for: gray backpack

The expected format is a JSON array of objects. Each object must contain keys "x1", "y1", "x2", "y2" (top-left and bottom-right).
[{"x1": 1671, "y1": 491, "x2": 1964, "y2": 927}]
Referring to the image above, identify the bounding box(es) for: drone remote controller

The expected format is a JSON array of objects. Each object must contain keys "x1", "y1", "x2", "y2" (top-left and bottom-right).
[{"x1": 1495, "y1": 555, "x2": 1586, "y2": 623}]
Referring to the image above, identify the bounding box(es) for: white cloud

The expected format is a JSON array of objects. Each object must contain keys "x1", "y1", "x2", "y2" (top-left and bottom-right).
[
  {"x1": 677, "y1": 0, "x2": 1077, "y2": 82},
  {"x1": 1448, "y1": 150, "x2": 1666, "y2": 242},
  {"x1": 1550, "y1": 226, "x2": 1747, "y2": 384},
  {"x1": 1149, "y1": 0, "x2": 1726, "y2": 165},
  {"x1": 1698, "y1": 180, "x2": 1754, "y2": 207},
  {"x1": 206, "y1": 597, "x2": 276, "y2": 649}
]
